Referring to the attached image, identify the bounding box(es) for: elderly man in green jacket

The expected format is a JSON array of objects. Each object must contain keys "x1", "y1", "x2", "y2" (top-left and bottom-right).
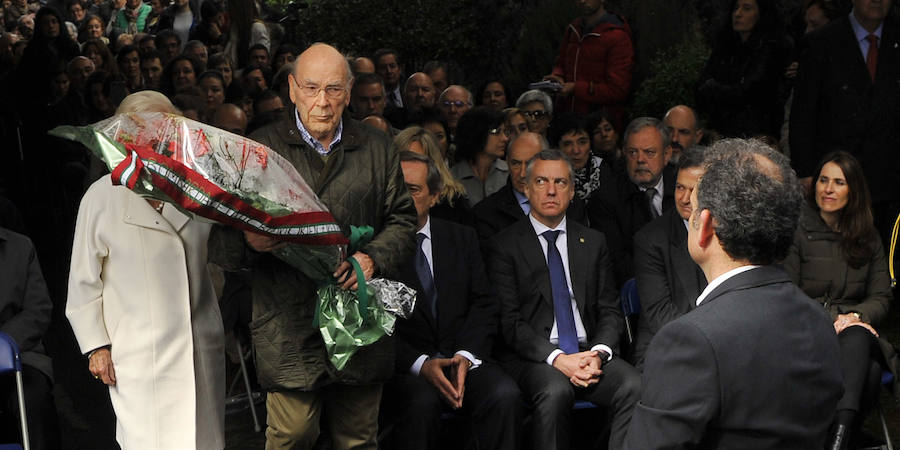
[{"x1": 209, "y1": 43, "x2": 417, "y2": 450}]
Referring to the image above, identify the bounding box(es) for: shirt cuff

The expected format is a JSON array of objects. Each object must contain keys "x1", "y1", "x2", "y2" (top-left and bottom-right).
[
  {"x1": 590, "y1": 344, "x2": 613, "y2": 361},
  {"x1": 455, "y1": 350, "x2": 482, "y2": 370},
  {"x1": 410, "y1": 354, "x2": 429, "y2": 376},
  {"x1": 546, "y1": 349, "x2": 564, "y2": 366}
]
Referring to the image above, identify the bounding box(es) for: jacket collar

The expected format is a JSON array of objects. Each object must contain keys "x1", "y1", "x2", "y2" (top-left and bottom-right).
[
  {"x1": 275, "y1": 108, "x2": 365, "y2": 154},
  {"x1": 697, "y1": 265, "x2": 791, "y2": 307},
  {"x1": 122, "y1": 192, "x2": 189, "y2": 234}
]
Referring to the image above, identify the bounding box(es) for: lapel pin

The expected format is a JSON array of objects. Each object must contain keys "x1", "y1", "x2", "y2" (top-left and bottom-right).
[
  {"x1": 579, "y1": 237, "x2": 585, "y2": 243},
  {"x1": 894, "y1": 43, "x2": 898, "y2": 48}
]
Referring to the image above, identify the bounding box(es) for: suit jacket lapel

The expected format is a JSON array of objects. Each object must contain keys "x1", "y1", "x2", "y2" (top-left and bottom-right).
[
  {"x1": 517, "y1": 221, "x2": 553, "y2": 310},
  {"x1": 399, "y1": 250, "x2": 438, "y2": 332},
  {"x1": 840, "y1": 19, "x2": 874, "y2": 86},
  {"x1": 431, "y1": 220, "x2": 451, "y2": 329},
  {"x1": 699, "y1": 265, "x2": 791, "y2": 307},
  {"x1": 162, "y1": 205, "x2": 190, "y2": 233},
  {"x1": 567, "y1": 224, "x2": 587, "y2": 314},
  {"x1": 875, "y1": 20, "x2": 900, "y2": 88},
  {"x1": 499, "y1": 185, "x2": 527, "y2": 221}
]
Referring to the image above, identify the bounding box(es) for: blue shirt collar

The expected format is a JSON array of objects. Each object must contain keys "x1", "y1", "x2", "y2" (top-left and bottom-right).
[
  {"x1": 849, "y1": 9, "x2": 883, "y2": 43},
  {"x1": 294, "y1": 109, "x2": 343, "y2": 156}
]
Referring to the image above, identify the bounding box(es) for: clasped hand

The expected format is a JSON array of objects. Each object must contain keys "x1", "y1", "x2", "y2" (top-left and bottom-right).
[
  {"x1": 553, "y1": 351, "x2": 603, "y2": 387},
  {"x1": 420, "y1": 354, "x2": 471, "y2": 409},
  {"x1": 834, "y1": 313, "x2": 879, "y2": 337}
]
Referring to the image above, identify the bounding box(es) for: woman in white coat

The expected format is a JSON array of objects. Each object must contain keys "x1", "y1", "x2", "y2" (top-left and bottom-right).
[{"x1": 66, "y1": 91, "x2": 225, "y2": 449}]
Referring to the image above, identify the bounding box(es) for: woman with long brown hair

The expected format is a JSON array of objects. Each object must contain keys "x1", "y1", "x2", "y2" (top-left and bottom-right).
[{"x1": 783, "y1": 151, "x2": 894, "y2": 449}]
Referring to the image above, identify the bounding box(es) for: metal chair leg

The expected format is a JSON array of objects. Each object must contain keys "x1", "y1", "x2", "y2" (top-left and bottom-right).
[
  {"x1": 15, "y1": 371, "x2": 30, "y2": 450},
  {"x1": 879, "y1": 403, "x2": 893, "y2": 450},
  {"x1": 235, "y1": 340, "x2": 262, "y2": 433}
]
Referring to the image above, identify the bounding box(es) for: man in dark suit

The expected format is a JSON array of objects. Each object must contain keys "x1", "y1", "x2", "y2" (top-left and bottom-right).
[
  {"x1": 383, "y1": 152, "x2": 522, "y2": 450},
  {"x1": 625, "y1": 139, "x2": 843, "y2": 449},
  {"x1": 474, "y1": 132, "x2": 587, "y2": 248},
  {"x1": 790, "y1": 0, "x2": 900, "y2": 250},
  {"x1": 587, "y1": 117, "x2": 675, "y2": 286},
  {"x1": 631, "y1": 146, "x2": 707, "y2": 367},
  {"x1": 0, "y1": 227, "x2": 60, "y2": 449},
  {"x1": 489, "y1": 149, "x2": 640, "y2": 450}
]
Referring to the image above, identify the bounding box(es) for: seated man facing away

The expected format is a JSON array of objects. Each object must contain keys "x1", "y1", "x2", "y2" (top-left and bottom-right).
[
  {"x1": 625, "y1": 138, "x2": 843, "y2": 449},
  {"x1": 383, "y1": 152, "x2": 522, "y2": 450},
  {"x1": 489, "y1": 149, "x2": 640, "y2": 450},
  {"x1": 630, "y1": 146, "x2": 707, "y2": 368}
]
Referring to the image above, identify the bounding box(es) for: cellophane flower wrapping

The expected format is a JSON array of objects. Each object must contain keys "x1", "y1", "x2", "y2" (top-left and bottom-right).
[{"x1": 50, "y1": 112, "x2": 414, "y2": 369}]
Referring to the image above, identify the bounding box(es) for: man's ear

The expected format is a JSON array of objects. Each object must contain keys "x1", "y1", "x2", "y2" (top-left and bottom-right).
[
  {"x1": 697, "y1": 209, "x2": 715, "y2": 249},
  {"x1": 696, "y1": 128, "x2": 704, "y2": 143}
]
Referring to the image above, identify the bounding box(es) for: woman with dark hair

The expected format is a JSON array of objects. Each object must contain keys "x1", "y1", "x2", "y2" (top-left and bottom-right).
[
  {"x1": 67, "y1": 0, "x2": 86, "y2": 29},
  {"x1": 696, "y1": 0, "x2": 790, "y2": 138},
  {"x1": 80, "y1": 37, "x2": 117, "y2": 76},
  {"x1": 449, "y1": 106, "x2": 509, "y2": 205},
  {"x1": 477, "y1": 79, "x2": 511, "y2": 111},
  {"x1": 197, "y1": 70, "x2": 225, "y2": 121},
  {"x1": 17, "y1": 6, "x2": 80, "y2": 105},
  {"x1": 585, "y1": 108, "x2": 623, "y2": 173},
  {"x1": 409, "y1": 106, "x2": 452, "y2": 161},
  {"x1": 208, "y1": 52, "x2": 242, "y2": 102},
  {"x1": 162, "y1": 53, "x2": 201, "y2": 96},
  {"x1": 783, "y1": 151, "x2": 895, "y2": 449},
  {"x1": 550, "y1": 112, "x2": 612, "y2": 200}
]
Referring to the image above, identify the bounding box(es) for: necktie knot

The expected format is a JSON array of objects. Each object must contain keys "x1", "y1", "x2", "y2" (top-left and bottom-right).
[
  {"x1": 542, "y1": 229, "x2": 560, "y2": 245},
  {"x1": 416, "y1": 232, "x2": 426, "y2": 246},
  {"x1": 867, "y1": 34, "x2": 879, "y2": 45},
  {"x1": 645, "y1": 187, "x2": 658, "y2": 201}
]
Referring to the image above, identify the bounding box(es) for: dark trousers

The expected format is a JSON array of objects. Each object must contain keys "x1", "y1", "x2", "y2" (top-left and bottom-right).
[
  {"x1": 383, "y1": 362, "x2": 523, "y2": 450},
  {"x1": 504, "y1": 357, "x2": 640, "y2": 450},
  {"x1": 837, "y1": 326, "x2": 879, "y2": 413},
  {"x1": 0, "y1": 365, "x2": 60, "y2": 450}
]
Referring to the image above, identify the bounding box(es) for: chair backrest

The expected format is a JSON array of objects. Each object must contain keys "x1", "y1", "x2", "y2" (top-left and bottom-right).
[
  {"x1": 0, "y1": 332, "x2": 23, "y2": 375},
  {"x1": 620, "y1": 278, "x2": 640, "y2": 316}
]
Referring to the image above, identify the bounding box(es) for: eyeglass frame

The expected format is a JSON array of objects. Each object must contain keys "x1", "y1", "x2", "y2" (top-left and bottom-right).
[{"x1": 292, "y1": 76, "x2": 350, "y2": 100}]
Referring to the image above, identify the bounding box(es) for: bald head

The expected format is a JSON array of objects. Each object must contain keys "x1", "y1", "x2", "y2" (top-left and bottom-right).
[
  {"x1": 438, "y1": 85, "x2": 473, "y2": 131},
  {"x1": 212, "y1": 103, "x2": 248, "y2": 136},
  {"x1": 67, "y1": 56, "x2": 95, "y2": 90},
  {"x1": 362, "y1": 115, "x2": 392, "y2": 136},
  {"x1": 508, "y1": 131, "x2": 546, "y2": 194},
  {"x1": 663, "y1": 105, "x2": 703, "y2": 163},
  {"x1": 352, "y1": 56, "x2": 375, "y2": 74},
  {"x1": 289, "y1": 43, "x2": 352, "y2": 146},
  {"x1": 403, "y1": 72, "x2": 436, "y2": 112}
]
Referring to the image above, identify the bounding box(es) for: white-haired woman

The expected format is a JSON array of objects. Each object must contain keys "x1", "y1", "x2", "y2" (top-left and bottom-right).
[{"x1": 67, "y1": 91, "x2": 225, "y2": 449}]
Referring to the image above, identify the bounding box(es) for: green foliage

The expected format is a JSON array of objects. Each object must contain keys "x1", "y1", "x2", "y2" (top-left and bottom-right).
[
  {"x1": 504, "y1": 1, "x2": 578, "y2": 97},
  {"x1": 631, "y1": 30, "x2": 710, "y2": 119}
]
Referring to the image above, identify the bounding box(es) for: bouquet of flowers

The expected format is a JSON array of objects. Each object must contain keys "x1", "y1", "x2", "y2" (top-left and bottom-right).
[{"x1": 50, "y1": 112, "x2": 415, "y2": 369}]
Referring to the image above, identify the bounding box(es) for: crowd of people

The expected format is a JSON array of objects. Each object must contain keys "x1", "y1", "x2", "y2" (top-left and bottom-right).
[{"x1": 0, "y1": 0, "x2": 898, "y2": 449}]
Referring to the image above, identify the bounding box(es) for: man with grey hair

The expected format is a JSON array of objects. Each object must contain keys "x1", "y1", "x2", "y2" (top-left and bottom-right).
[
  {"x1": 384, "y1": 151, "x2": 523, "y2": 450},
  {"x1": 490, "y1": 148, "x2": 640, "y2": 450},
  {"x1": 438, "y1": 84, "x2": 472, "y2": 137},
  {"x1": 588, "y1": 116, "x2": 675, "y2": 286},
  {"x1": 625, "y1": 139, "x2": 843, "y2": 449},
  {"x1": 209, "y1": 43, "x2": 417, "y2": 450},
  {"x1": 473, "y1": 131, "x2": 587, "y2": 247}
]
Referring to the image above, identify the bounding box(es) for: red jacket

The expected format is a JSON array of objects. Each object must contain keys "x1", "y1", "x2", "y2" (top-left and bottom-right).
[{"x1": 551, "y1": 13, "x2": 634, "y2": 124}]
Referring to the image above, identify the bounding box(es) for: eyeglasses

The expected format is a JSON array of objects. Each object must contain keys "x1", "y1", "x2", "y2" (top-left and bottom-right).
[
  {"x1": 442, "y1": 100, "x2": 471, "y2": 108},
  {"x1": 522, "y1": 110, "x2": 549, "y2": 119},
  {"x1": 294, "y1": 79, "x2": 347, "y2": 99},
  {"x1": 488, "y1": 127, "x2": 511, "y2": 137}
]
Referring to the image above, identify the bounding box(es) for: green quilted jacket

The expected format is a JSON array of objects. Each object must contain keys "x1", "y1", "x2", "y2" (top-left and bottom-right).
[{"x1": 209, "y1": 112, "x2": 416, "y2": 391}]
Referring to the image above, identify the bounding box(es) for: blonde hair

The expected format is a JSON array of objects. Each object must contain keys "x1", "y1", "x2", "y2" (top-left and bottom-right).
[
  {"x1": 393, "y1": 126, "x2": 467, "y2": 203},
  {"x1": 116, "y1": 91, "x2": 181, "y2": 115}
]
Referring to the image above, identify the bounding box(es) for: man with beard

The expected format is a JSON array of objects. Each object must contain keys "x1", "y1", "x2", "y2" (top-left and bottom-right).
[{"x1": 662, "y1": 105, "x2": 703, "y2": 165}]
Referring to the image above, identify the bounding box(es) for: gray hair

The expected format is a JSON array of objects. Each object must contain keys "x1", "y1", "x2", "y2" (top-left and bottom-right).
[
  {"x1": 184, "y1": 40, "x2": 207, "y2": 56},
  {"x1": 438, "y1": 85, "x2": 473, "y2": 105},
  {"x1": 696, "y1": 138, "x2": 803, "y2": 265},
  {"x1": 623, "y1": 116, "x2": 670, "y2": 150},
  {"x1": 510, "y1": 130, "x2": 549, "y2": 151},
  {"x1": 399, "y1": 150, "x2": 443, "y2": 195},
  {"x1": 525, "y1": 148, "x2": 574, "y2": 183},
  {"x1": 515, "y1": 89, "x2": 554, "y2": 115}
]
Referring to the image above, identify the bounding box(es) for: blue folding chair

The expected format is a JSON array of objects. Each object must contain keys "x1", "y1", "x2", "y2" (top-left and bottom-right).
[
  {"x1": 0, "y1": 332, "x2": 29, "y2": 450},
  {"x1": 620, "y1": 278, "x2": 640, "y2": 345}
]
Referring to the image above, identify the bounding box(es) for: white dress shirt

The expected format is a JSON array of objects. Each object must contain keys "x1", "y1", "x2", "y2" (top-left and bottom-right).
[
  {"x1": 695, "y1": 265, "x2": 760, "y2": 306},
  {"x1": 528, "y1": 215, "x2": 613, "y2": 365},
  {"x1": 409, "y1": 216, "x2": 481, "y2": 375}
]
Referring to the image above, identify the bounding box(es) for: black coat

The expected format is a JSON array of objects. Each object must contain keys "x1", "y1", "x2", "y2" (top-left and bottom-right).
[
  {"x1": 394, "y1": 218, "x2": 497, "y2": 371},
  {"x1": 488, "y1": 219, "x2": 623, "y2": 363},
  {"x1": 790, "y1": 16, "x2": 900, "y2": 203},
  {"x1": 696, "y1": 31, "x2": 789, "y2": 138},
  {"x1": 631, "y1": 208, "x2": 706, "y2": 367},
  {"x1": 0, "y1": 227, "x2": 53, "y2": 379},
  {"x1": 626, "y1": 265, "x2": 843, "y2": 449},
  {"x1": 586, "y1": 166, "x2": 676, "y2": 287}
]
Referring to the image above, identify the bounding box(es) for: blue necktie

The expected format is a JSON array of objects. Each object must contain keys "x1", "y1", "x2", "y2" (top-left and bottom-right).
[
  {"x1": 542, "y1": 230, "x2": 579, "y2": 354},
  {"x1": 415, "y1": 233, "x2": 438, "y2": 319}
]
